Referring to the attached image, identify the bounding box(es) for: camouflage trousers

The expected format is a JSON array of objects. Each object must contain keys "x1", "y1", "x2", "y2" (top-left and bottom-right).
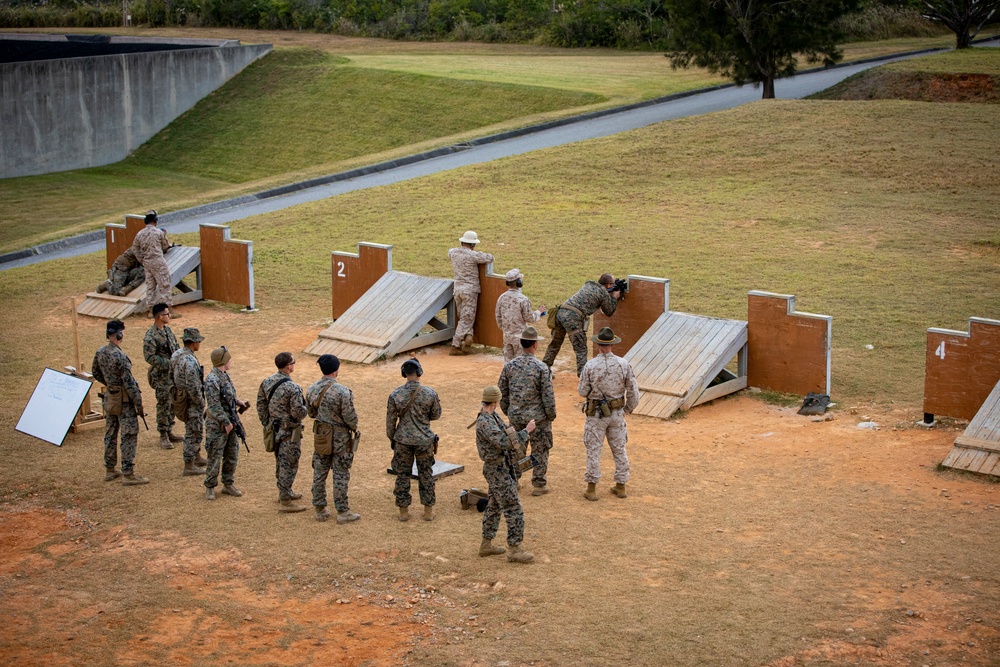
[
  {"x1": 583, "y1": 410, "x2": 630, "y2": 484},
  {"x1": 273, "y1": 429, "x2": 301, "y2": 500},
  {"x1": 391, "y1": 442, "x2": 435, "y2": 507},
  {"x1": 149, "y1": 371, "x2": 174, "y2": 434},
  {"x1": 512, "y1": 419, "x2": 553, "y2": 488},
  {"x1": 144, "y1": 258, "x2": 172, "y2": 308},
  {"x1": 481, "y1": 459, "x2": 524, "y2": 546},
  {"x1": 204, "y1": 424, "x2": 239, "y2": 488},
  {"x1": 111, "y1": 268, "x2": 145, "y2": 296},
  {"x1": 501, "y1": 334, "x2": 523, "y2": 363},
  {"x1": 104, "y1": 401, "x2": 138, "y2": 474},
  {"x1": 312, "y1": 449, "x2": 355, "y2": 513},
  {"x1": 180, "y1": 404, "x2": 204, "y2": 463},
  {"x1": 452, "y1": 290, "x2": 478, "y2": 347},
  {"x1": 542, "y1": 310, "x2": 589, "y2": 376}
]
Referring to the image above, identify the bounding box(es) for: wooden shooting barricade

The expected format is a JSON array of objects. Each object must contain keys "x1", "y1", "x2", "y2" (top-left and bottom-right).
[
  {"x1": 747, "y1": 291, "x2": 832, "y2": 396},
  {"x1": 922, "y1": 317, "x2": 1000, "y2": 424},
  {"x1": 68, "y1": 297, "x2": 103, "y2": 432}
]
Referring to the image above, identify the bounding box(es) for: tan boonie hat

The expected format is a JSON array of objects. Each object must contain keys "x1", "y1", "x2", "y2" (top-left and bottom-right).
[
  {"x1": 482, "y1": 385, "x2": 502, "y2": 403},
  {"x1": 182, "y1": 327, "x2": 205, "y2": 343},
  {"x1": 211, "y1": 346, "x2": 231, "y2": 367},
  {"x1": 520, "y1": 326, "x2": 541, "y2": 342},
  {"x1": 591, "y1": 327, "x2": 622, "y2": 345},
  {"x1": 504, "y1": 268, "x2": 523, "y2": 282},
  {"x1": 459, "y1": 230, "x2": 480, "y2": 245}
]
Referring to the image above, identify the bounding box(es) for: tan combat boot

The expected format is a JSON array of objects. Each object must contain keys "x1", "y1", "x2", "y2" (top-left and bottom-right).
[
  {"x1": 221, "y1": 484, "x2": 243, "y2": 497},
  {"x1": 167, "y1": 430, "x2": 184, "y2": 443},
  {"x1": 532, "y1": 485, "x2": 550, "y2": 496},
  {"x1": 337, "y1": 511, "x2": 361, "y2": 524},
  {"x1": 183, "y1": 460, "x2": 206, "y2": 476},
  {"x1": 584, "y1": 483, "x2": 598, "y2": 501},
  {"x1": 104, "y1": 467, "x2": 121, "y2": 482},
  {"x1": 315, "y1": 507, "x2": 331, "y2": 522},
  {"x1": 461, "y1": 333, "x2": 473, "y2": 353},
  {"x1": 398, "y1": 506, "x2": 410, "y2": 522},
  {"x1": 506, "y1": 544, "x2": 534, "y2": 564},
  {"x1": 288, "y1": 490, "x2": 303, "y2": 500},
  {"x1": 610, "y1": 483, "x2": 628, "y2": 498},
  {"x1": 205, "y1": 486, "x2": 216, "y2": 501},
  {"x1": 193, "y1": 451, "x2": 208, "y2": 468},
  {"x1": 122, "y1": 473, "x2": 149, "y2": 486},
  {"x1": 449, "y1": 345, "x2": 464, "y2": 356},
  {"x1": 159, "y1": 432, "x2": 174, "y2": 450},
  {"x1": 423, "y1": 505, "x2": 435, "y2": 522},
  {"x1": 278, "y1": 499, "x2": 306, "y2": 513},
  {"x1": 479, "y1": 538, "x2": 506, "y2": 557}
]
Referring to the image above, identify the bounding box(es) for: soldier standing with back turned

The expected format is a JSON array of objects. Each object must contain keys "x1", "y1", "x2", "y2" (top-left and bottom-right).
[
  {"x1": 92, "y1": 319, "x2": 149, "y2": 486},
  {"x1": 307, "y1": 354, "x2": 361, "y2": 524},
  {"x1": 495, "y1": 268, "x2": 545, "y2": 363},
  {"x1": 448, "y1": 230, "x2": 494, "y2": 355},
  {"x1": 203, "y1": 345, "x2": 248, "y2": 501},
  {"x1": 143, "y1": 302, "x2": 182, "y2": 449},
  {"x1": 257, "y1": 352, "x2": 308, "y2": 514},
  {"x1": 386, "y1": 358, "x2": 441, "y2": 522},
  {"x1": 130, "y1": 210, "x2": 177, "y2": 316},
  {"x1": 171, "y1": 328, "x2": 208, "y2": 477}
]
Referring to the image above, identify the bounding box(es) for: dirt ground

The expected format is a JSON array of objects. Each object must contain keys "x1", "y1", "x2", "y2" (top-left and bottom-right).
[{"x1": 2, "y1": 302, "x2": 999, "y2": 666}]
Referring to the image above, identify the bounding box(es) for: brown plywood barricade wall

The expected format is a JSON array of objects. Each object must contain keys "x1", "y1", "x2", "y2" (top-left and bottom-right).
[
  {"x1": 472, "y1": 263, "x2": 506, "y2": 349},
  {"x1": 331, "y1": 243, "x2": 392, "y2": 319},
  {"x1": 105, "y1": 215, "x2": 146, "y2": 269},
  {"x1": 747, "y1": 291, "x2": 831, "y2": 396},
  {"x1": 924, "y1": 317, "x2": 1000, "y2": 421},
  {"x1": 199, "y1": 224, "x2": 254, "y2": 309},
  {"x1": 593, "y1": 276, "x2": 669, "y2": 356}
]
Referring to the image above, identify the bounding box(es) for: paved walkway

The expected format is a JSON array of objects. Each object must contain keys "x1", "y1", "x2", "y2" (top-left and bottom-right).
[{"x1": 4, "y1": 38, "x2": 996, "y2": 271}]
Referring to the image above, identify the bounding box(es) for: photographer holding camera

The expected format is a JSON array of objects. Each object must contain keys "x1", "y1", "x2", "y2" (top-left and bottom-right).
[{"x1": 542, "y1": 273, "x2": 622, "y2": 376}]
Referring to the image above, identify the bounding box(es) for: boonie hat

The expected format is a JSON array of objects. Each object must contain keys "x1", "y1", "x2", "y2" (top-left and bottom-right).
[
  {"x1": 458, "y1": 230, "x2": 480, "y2": 245},
  {"x1": 520, "y1": 326, "x2": 542, "y2": 342},
  {"x1": 504, "y1": 268, "x2": 524, "y2": 282},
  {"x1": 182, "y1": 327, "x2": 205, "y2": 343},
  {"x1": 211, "y1": 346, "x2": 231, "y2": 367},
  {"x1": 591, "y1": 327, "x2": 622, "y2": 345},
  {"x1": 482, "y1": 385, "x2": 502, "y2": 403}
]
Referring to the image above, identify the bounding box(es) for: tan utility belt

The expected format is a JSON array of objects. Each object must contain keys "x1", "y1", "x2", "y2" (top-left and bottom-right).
[
  {"x1": 584, "y1": 397, "x2": 625, "y2": 417},
  {"x1": 558, "y1": 302, "x2": 587, "y2": 333}
]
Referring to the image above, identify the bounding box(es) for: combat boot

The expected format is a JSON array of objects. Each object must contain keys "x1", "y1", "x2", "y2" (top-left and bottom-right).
[
  {"x1": 315, "y1": 507, "x2": 331, "y2": 522},
  {"x1": 461, "y1": 333, "x2": 473, "y2": 353},
  {"x1": 96, "y1": 280, "x2": 110, "y2": 293},
  {"x1": 479, "y1": 538, "x2": 506, "y2": 557},
  {"x1": 221, "y1": 484, "x2": 243, "y2": 497},
  {"x1": 337, "y1": 511, "x2": 361, "y2": 524},
  {"x1": 206, "y1": 486, "x2": 216, "y2": 501},
  {"x1": 122, "y1": 473, "x2": 149, "y2": 486},
  {"x1": 506, "y1": 544, "x2": 534, "y2": 564},
  {"x1": 288, "y1": 490, "x2": 303, "y2": 500},
  {"x1": 104, "y1": 467, "x2": 121, "y2": 482},
  {"x1": 449, "y1": 345, "x2": 464, "y2": 356},
  {"x1": 423, "y1": 505, "x2": 435, "y2": 522},
  {"x1": 532, "y1": 485, "x2": 550, "y2": 496},
  {"x1": 193, "y1": 451, "x2": 208, "y2": 467},
  {"x1": 183, "y1": 460, "x2": 206, "y2": 476},
  {"x1": 398, "y1": 506, "x2": 410, "y2": 522},
  {"x1": 167, "y1": 430, "x2": 184, "y2": 443},
  {"x1": 610, "y1": 483, "x2": 628, "y2": 498},
  {"x1": 278, "y1": 499, "x2": 306, "y2": 513},
  {"x1": 158, "y1": 432, "x2": 174, "y2": 449},
  {"x1": 584, "y1": 483, "x2": 598, "y2": 501}
]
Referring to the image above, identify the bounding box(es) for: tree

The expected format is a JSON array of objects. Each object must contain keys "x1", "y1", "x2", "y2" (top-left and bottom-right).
[
  {"x1": 666, "y1": 0, "x2": 860, "y2": 99},
  {"x1": 922, "y1": 0, "x2": 999, "y2": 48}
]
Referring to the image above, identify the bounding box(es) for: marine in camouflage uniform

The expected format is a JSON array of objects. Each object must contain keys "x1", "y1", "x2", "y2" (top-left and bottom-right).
[
  {"x1": 142, "y1": 303, "x2": 180, "y2": 447},
  {"x1": 203, "y1": 346, "x2": 245, "y2": 498},
  {"x1": 578, "y1": 327, "x2": 639, "y2": 500},
  {"x1": 306, "y1": 354, "x2": 360, "y2": 523},
  {"x1": 170, "y1": 328, "x2": 207, "y2": 474},
  {"x1": 542, "y1": 275, "x2": 620, "y2": 376},
  {"x1": 494, "y1": 268, "x2": 544, "y2": 363},
  {"x1": 91, "y1": 319, "x2": 148, "y2": 485},
  {"x1": 96, "y1": 247, "x2": 145, "y2": 296},
  {"x1": 449, "y1": 231, "x2": 493, "y2": 353},
  {"x1": 498, "y1": 327, "x2": 557, "y2": 493},
  {"x1": 130, "y1": 211, "x2": 173, "y2": 310},
  {"x1": 257, "y1": 352, "x2": 308, "y2": 512},
  {"x1": 386, "y1": 358, "x2": 441, "y2": 520}
]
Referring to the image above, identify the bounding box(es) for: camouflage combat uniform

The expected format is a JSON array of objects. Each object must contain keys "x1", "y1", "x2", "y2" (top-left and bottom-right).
[
  {"x1": 143, "y1": 322, "x2": 178, "y2": 435},
  {"x1": 499, "y1": 350, "x2": 557, "y2": 488},
  {"x1": 98, "y1": 248, "x2": 145, "y2": 296},
  {"x1": 448, "y1": 246, "x2": 493, "y2": 347},
  {"x1": 386, "y1": 380, "x2": 441, "y2": 507},
  {"x1": 542, "y1": 281, "x2": 618, "y2": 375},
  {"x1": 204, "y1": 366, "x2": 242, "y2": 489},
  {"x1": 578, "y1": 351, "x2": 639, "y2": 484},
  {"x1": 495, "y1": 288, "x2": 542, "y2": 362},
  {"x1": 306, "y1": 377, "x2": 358, "y2": 514},
  {"x1": 131, "y1": 225, "x2": 172, "y2": 308},
  {"x1": 476, "y1": 410, "x2": 529, "y2": 546},
  {"x1": 257, "y1": 373, "x2": 307, "y2": 500},
  {"x1": 92, "y1": 343, "x2": 143, "y2": 475},
  {"x1": 170, "y1": 347, "x2": 204, "y2": 463}
]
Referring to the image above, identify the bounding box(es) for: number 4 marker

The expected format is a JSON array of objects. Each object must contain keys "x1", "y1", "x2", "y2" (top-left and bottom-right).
[{"x1": 935, "y1": 341, "x2": 946, "y2": 360}]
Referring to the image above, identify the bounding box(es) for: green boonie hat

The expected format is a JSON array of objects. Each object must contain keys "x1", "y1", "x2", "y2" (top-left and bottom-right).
[
  {"x1": 182, "y1": 327, "x2": 204, "y2": 343},
  {"x1": 520, "y1": 326, "x2": 541, "y2": 342},
  {"x1": 482, "y1": 385, "x2": 502, "y2": 403},
  {"x1": 591, "y1": 327, "x2": 622, "y2": 345}
]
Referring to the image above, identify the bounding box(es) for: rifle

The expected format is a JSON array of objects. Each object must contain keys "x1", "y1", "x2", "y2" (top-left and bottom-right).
[
  {"x1": 225, "y1": 394, "x2": 250, "y2": 453},
  {"x1": 613, "y1": 277, "x2": 629, "y2": 301},
  {"x1": 138, "y1": 408, "x2": 150, "y2": 431}
]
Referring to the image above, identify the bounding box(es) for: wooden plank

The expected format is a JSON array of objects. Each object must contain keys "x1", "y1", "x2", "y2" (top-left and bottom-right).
[
  {"x1": 397, "y1": 328, "x2": 456, "y2": 353},
  {"x1": 964, "y1": 450, "x2": 990, "y2": 473},
  {"x1": 972, "y1": 452, "x2": 1000, "y2": 474},
  {"x1": 318, "y1": 330, "x2": 391, "y2": 349},
  {"x1": 952, "y1": 448, "x2": 982, "y2": 470},
  {"x1": 681, "y1": 328, "x2": 748, "y2": 411},
  {"x1": 963, "y1": 377, "x2": 1000, "y2": 441},
  {"x1": 638, "y1": 385, "x2": 687, "y2": 398},
  {"x1": 953, "y1": 436, "x2": 1000, "y2": 453},
  {"x1": 634, "y1": 313, "x2": 700, "y2": 382},
  {"x1": 692, "y1": 375, "x2": 748, "y2": 408},
  {"x1": 627, "y1": 313, "x2": 676, "y2": 376},
  {"x1": 941, "y1": 447, "x2": 963, "y2": 468}
]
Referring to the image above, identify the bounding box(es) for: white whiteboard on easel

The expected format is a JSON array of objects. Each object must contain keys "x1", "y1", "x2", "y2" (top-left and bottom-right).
[{"x1": 16, "y1": 368, "x2": 93, "y2": 447}]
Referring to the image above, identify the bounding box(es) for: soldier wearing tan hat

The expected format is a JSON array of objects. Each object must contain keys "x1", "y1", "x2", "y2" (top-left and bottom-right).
[
  {"x1": 170, "y1": 328, "x2": 208, "y2": 477},
  {"x1": 495, "y1": 268, "x2": 546, "y2": 363},
  {"x1": 203, "y1": 346, "x2": 249, "y2": 500},
  {"x1": 448, "y1": 231, "x2": 494, "y2": 355}
]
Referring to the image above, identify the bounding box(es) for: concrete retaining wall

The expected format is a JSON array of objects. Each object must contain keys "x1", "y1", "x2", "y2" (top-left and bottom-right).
[{"x1": 0, "y1": 37, "x2": 271, "y2": 178}]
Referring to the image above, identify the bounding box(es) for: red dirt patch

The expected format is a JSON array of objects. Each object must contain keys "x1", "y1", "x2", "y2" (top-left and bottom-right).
[{"x1": 817, "y1": 70, "x2": 1000, "y2": 103}]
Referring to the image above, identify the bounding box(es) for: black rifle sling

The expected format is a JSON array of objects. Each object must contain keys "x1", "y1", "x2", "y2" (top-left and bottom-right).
[{"x1": 266, "y1": 376, "x2": 292, "y2": 419}]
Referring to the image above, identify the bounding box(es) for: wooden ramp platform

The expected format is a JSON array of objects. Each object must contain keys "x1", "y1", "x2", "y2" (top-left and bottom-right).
[
  {"x1": 76, "y1": 246, "x2": 202, "y2": 319},
  {"x1": 941, "y1": 377, "x2": 1000, "y2": 477},
  {"x1": 627, "y1": 311, "x2": 748, "y2": 420},
  {"x1": 305, "y1": 271, "x2": 455, "y2": 364}
]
